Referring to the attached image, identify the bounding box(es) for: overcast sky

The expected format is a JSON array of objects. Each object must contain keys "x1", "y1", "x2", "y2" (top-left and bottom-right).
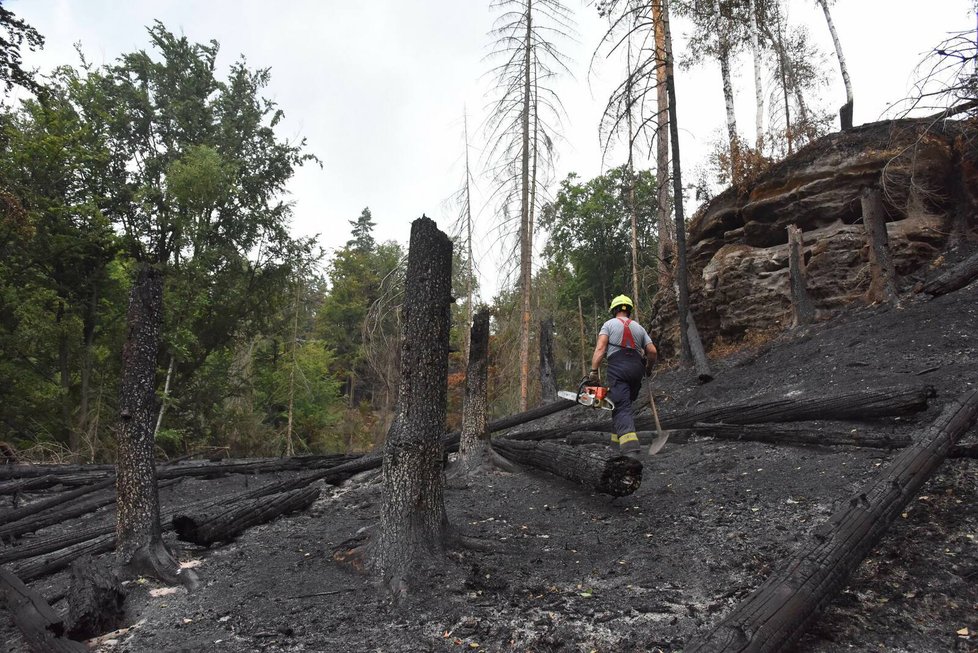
[{"x1": 10, "y1": 0, "x2": 975, "y2": 297}]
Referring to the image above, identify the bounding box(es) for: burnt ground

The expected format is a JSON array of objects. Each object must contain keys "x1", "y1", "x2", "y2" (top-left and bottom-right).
[{"x1": 3, "y1": 280, "x2": 978, "y2": 653}]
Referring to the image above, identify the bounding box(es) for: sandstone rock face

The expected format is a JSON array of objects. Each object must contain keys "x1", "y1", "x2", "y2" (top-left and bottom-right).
[{"x1": 673, "y1": 118, "x2": 978, "y2": 347}]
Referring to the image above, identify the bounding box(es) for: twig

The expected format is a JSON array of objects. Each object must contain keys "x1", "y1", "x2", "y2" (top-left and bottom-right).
[{"x1": 287, "y1": 588, "x2": 356, "y2": 600}]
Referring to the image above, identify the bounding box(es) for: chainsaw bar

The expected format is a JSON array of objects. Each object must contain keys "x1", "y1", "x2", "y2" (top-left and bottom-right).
[{"x1": 556, "y1": 389, "x2": 614, "y2": 411}]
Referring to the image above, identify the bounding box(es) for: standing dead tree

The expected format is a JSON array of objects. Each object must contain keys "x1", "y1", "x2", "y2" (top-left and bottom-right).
[
  {"x1": 686, "y1": 390, "x2": 978, "y2": 653},
  {"x1": 787, "y1": 224, "x2": 814, "y2": 326},
  {"x1": 538, "y1": 317, "x2": 557, "y2": 404},
  {"x1": 375, "y1": 216, "x2": 454, "y2": 597},
  {"x1": 861, "y1": 186, "x2": 898, "y2": 304},
  {"x1": 816, "y1": 0, "x2": 853, "y2": 129},
  {"x1": 456, "y1": 308, "x2": 495, "y2": 472},
  {"x1": 485, "y1": 0, "x2": 575, "y2": 411}
]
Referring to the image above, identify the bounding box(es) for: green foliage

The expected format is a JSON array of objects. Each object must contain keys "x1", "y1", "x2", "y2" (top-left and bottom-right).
[
  {"x1": 540, "y1": 165, "x2": 659, "y2": 311},
  {"x1": 0, "y1": 4, "x2": 45, "y2": 95},
  {"x1": 348, "y1": 207, "x2": 376, "y2": 252}
]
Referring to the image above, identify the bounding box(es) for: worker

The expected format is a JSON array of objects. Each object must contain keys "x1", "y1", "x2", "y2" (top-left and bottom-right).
[{"x1": 587, "y1": 295, "x2": 657, "y2": 458}]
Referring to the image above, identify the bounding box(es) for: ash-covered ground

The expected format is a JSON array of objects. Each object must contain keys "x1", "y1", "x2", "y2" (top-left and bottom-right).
[{"x1": 3, "y1": 280, "x2": 977, "y2": 653}]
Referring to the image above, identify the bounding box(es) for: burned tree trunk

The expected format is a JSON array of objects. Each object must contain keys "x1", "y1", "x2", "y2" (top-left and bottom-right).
[
  {"x1": 787, "y1": 224, "x2": 815, "y2": 327},
  {"x1": 492, "y1": 439, "x2": 643, "y2": 497},
  {"x1": 687, "y1": 311, "x2": 714, "y2": 383},
  {"x1": 919, "y1": 250, "x2": 978, "y2": 297},
  {"x1": 861, "y1": 187, "x2": 898, "y2": 304},
  {"x1": 63, "y1": 556, "x2": 126, "y2": 640},
  {"x1": 0, "y1": 567, "x2": 87, "y2": 653},
  {"x1": 172, "y1": 486, "x2": 320, "y2": 547},
  {"x1": 114, "y1": 263, "x2": 193, "y2": 588},
  {"x1": 687, "y1": 390, "x2": 978, "y2": 653},
  {"x1": 458, "y1": 308, "x2": 492, "y2": 468},
  {"x1": 376, "y1": 216, "x2": 454, "y2": 596},
  {"x1": 538, "y1": 317, "x2": 557, "y2": 404},
  {"x1": 0, "y1": 478, "x2": 115, "y2": 527},
  {"x1": 0, "y1": 486, "x2": 119, "y2": 540}
]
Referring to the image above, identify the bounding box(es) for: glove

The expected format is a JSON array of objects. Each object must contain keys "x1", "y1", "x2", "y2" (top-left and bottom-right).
[{"x1": 586, "y1": 369, "x2": 600, "y2": 385}]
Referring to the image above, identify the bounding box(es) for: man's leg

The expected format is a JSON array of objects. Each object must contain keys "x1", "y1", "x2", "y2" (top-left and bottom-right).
[{"x1": 607, "y1": 354, "x2": 641, "y2": 456}]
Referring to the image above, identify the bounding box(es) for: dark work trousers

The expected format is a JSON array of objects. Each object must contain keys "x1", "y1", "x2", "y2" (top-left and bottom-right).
[{"x1": 606, "y1": 348, "x2": 645, "y2": 437}]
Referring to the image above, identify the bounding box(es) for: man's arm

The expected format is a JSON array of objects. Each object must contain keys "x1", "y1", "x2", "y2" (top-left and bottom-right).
[
  {"x1": 644, "y1": 342, "x2": 658, "y2": 374},
  {"x1": 590, "y1": 334, "x2": 609, "y2": 377}
]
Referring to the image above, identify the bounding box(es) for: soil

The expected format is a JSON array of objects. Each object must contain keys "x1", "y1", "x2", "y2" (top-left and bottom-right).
[{"x1": 2, "y1": 280, "x2": 978, "y2": 653}]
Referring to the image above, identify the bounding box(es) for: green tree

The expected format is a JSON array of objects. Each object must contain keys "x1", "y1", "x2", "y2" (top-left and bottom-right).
[
  {"x1": 62, "y1": 22, "x2": 316, "y2": 583},
  {"x1": 540, "y1": 166, "x2": 659, "y2": 311},
  {"x1": 0, "y1": 3, "x2": 44, "y2": 95},
  {"x1": 348, "y1": 207, "x2": 376, "y2": 252}
]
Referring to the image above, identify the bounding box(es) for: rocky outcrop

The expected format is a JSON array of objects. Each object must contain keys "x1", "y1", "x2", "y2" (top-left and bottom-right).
[{"x1": 674, "y1": 118, "x2": 978, "y2": 346}]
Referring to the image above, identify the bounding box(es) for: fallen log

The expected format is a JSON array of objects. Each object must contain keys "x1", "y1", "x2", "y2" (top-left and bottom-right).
[
  {"x1": 0, "y1": 524, "x2": 115, "y2": 566},
  {"x1": 919, "y1": 250, "x2": 978, "y2": 297},
  {"x1": 686, "y1": 390, "x2": 978, "y2": 653},
  {"x1": 172, "y1": 485, "x2": 321, "y2": 546},
  {"x1": 63, "y1": 556, "x2": 125, "y2": 640},
  {"x1": 0, "y1": 566, "x2": 87, "y2": 652},
  {"x1": 0, "y1": 475, "x2": 67, "y2": 497},
  {"x1": 0, "y1": 464, "x2": 114, "y2": 482},
  {"x1": 12, "y1": 535, "x2": 116, "y2": 584},
  {"x1": 491, "y1": 439, "x2": 643, "y2": 497},
  {"x1": 512, "y1": 385, "x2": 935, "y2": 441},
  {"x1": 0, "y1": 478, "x2": 115, "y2": 526},
  {"x1": 692, "y1": 422, "x2": 912, "y2": 449}
]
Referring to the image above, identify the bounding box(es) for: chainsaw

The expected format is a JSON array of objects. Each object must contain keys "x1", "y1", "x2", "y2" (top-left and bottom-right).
[{"x1": 557, "y1": 377, "x2": 615, "y2": 411}]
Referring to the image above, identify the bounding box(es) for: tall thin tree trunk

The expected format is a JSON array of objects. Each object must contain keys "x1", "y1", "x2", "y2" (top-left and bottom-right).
[
  {"x1": 77, "y1": 285, "x2": 98, "y2": 461},
  {"x1": 285, "y1": 277, "x2": 301, "y2": 457},
  {"x1": 116, "y1": 263, "x2": 194, "y2": 587},
  {"x1": 652, "y1": 0, "x2": 673, "y2": 296},
  {"x1": 787, "y1": 224, "x2": 815, "y2": 327},
  {"x1": 626, "y1": 39, "x2": 640, "y2": 318},
  {"x1": 463, "y1": 112, "x2": 475, "y2": 366},
  {"x1": 862, "y1": 187, "x2": 898, "y2": 304},
  {"x1": 716, "y1": 0, "x2": 738, "y2": 178},
  {"x1": 818, "y1": 0, "x2": 853, "y2": 129},
  {"x1": 661, "y1": 0, "x2": 693, "y2": 364},
  {"x1": 518, "y1": 1, "x2": 534, "y2": 412},
  {"x1": 748, "y1": 0, "x2": 764, "y2": 149},
  {"x1": 56, "y1": 300, "x2": 72, "y2": 452},
  {"x1": 777, "y1": 15, "x2": 792, "y2": 153},
  {"x1": 577, "y1": 296, "x2": 587, "y2": 377},
  {"x1": 538, "y1": 318, "x2": 557, "y2": 404},
  {"x1": 377, "y1": 217, "x2": 453, "y2": 597}
]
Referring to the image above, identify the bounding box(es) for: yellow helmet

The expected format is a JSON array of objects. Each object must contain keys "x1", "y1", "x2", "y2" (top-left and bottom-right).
[{"x1": 609, "y1": 294, "x2": 634, "y2": 314}]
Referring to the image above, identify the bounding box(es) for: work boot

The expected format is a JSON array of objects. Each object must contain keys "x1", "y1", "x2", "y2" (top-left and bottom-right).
[{"x1": 618, "y1": 432, "x2": 641, "y2": 459}]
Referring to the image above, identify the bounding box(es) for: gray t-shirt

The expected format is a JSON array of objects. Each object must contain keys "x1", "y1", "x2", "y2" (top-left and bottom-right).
[{"x1": 600, "y1": 317, "x2": 652, "y2": 358}]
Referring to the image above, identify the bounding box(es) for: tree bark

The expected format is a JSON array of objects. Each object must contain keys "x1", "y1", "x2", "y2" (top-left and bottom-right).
[
  {"x1": 538, "y1": 317, "x2": 557, "y2": 404},
  {"x1": 861, "y1": 187, "x2": 898, "y2": 304},
  {"x1": 459, "y1": 308, "x2": 491, "y2": 464},
  {"x1": 716, "y1": 0, "x2": 738, "y2": 178},
  {"x1": 0, "y1": 567, "x2": 87, "y2": 653},
  {"x1": 172, "y1": 486, "x2": 320, "y2": 547},
  {"x1": 919, "y1": 250, "x2": 978, "y2": 297},
  {"x1": 0, "y1": 478, "x2": 115, "y2": 527},
  {"x1": 376, "y1": 216, "x2": 453, "y2": 596},
  {"x1": 687, "y1": 311, "x2": 714, "y2": 382},
  {"x1": 114, "y1": 263, "x2": 192, "y2": 587},
  {"x1": 686, "y1": 390, "x2": 978, "y2": 653},
  {"x1": 748, "y1": 0, "x2": 764, "y2": 149},
  {"x1": 63, "y1": 556, "x2": 126, "y2": 640},
  {"x1": 787, "y1": 224, "x2": 815, "y2": 326},
  {"x1": 652, "y1": 0, "x2": 674, "y2": 295},
  {"x1": 491, "y1": 439, "x2": 643, "y2": 497}
]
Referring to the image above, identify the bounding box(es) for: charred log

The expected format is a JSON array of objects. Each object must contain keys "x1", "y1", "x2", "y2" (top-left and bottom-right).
[
  {"x1": 457, "y1": 308, "x2": 492, "y2": 469},
  {"x1": 0, "y1": 567, "x2": 87, "y2": 652},
  {"x1": 0, "y1": 465, "x2": 113, "y2": 482},
  {"x1": 0, "y1": 478, "x2": 115, "y2": 527},
  {"x1": 0, "y1": 488, "x2": 117, "y2": 541},
  {"x1": 919, "y1": 250, "x2": 978, "y2": 297},
  {"x1": 12, "y1": 535, "x2": 116, "y2": 584},
  {"x1": 687, "y1": 311, "x2": 714, "y2": 383},
  {"x1": 172, "y1": 486, "x2": 320, "y2": 547},
  {"x1": 63, "y1": 556, "x2": 125, "y2": 640},
  {"x1": 686, "y1": 390, "x2": 978, "y2": 653},
  {"x1": 491, "y1": 439, "x2": 643, "y2": 497}
]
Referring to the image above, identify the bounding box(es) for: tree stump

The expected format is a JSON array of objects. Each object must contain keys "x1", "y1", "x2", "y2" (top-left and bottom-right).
[
  {"x1": 458, "y1": 308, "x2": 492, "y2": 468},
  {"x1": 0, "y1": 567, "x2": 87, "y2": 652},
  {"x1": 861, "y1": 187, "x2": 898, "y2": 304},
  {"x1": 376, "y1": 216, "x2": 454, "y2": 596},
  {"x1": 787, "y1": 224, "x2": 814, "y2": 326},
  {"x1": 63, "y1": 556, "x2": 126, "y2": 640}
]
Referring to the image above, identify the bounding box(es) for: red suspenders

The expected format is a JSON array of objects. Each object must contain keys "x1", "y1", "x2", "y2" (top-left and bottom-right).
[{"x1": 617, "y1": 317, "x2": 636, "y2": 350}]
